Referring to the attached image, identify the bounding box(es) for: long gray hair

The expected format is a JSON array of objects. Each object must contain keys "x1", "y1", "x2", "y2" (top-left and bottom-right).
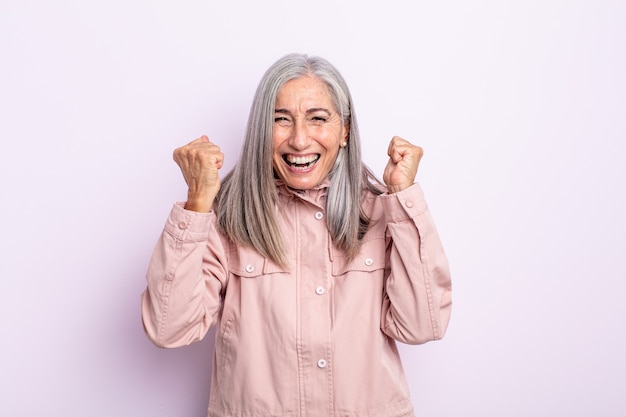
[{"x1": 215, "y1": 53, "x2": 383, "y2": 267}]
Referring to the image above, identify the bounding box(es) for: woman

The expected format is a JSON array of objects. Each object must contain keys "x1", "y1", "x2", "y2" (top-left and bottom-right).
[{"x1": 142, "y1": 53, "x2": 452, "y2": 417}]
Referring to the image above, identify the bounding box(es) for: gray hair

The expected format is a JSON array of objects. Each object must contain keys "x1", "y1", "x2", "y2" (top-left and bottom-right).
[{"x1": 216, "y1": 53, "x2": 383, "y2": 267}]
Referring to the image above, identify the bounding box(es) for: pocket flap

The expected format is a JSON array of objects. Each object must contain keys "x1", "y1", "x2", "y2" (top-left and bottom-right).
[
  {"x1": 228, "y1": 245, "x2": 286, "y2": 278},
  {"x1": 331, "y1": 237, "x2": 387, "y2": 276}
]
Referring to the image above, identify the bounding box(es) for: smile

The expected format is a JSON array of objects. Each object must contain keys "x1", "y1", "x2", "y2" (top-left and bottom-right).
[{"x1": 283, "y1": 154, "x2": 320, "y2": 170}]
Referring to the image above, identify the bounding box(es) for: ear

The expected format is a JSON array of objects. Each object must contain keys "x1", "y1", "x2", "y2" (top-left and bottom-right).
[{"x1": 342, "y1": 122, "x2": 350, "y2": 146}]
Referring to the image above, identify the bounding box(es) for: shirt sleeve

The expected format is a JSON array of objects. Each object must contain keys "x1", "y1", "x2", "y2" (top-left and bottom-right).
[
  {"x1": 141, "y1": 203, "x2": 229, "y2": 348},
  {"x1": 379, "y1": 183, "x2": 452, "y2": 345}
]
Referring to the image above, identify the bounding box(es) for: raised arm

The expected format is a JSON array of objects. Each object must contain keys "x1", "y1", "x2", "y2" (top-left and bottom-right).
[
  {"x1": 141, "y1": 136, "x2": 228, "y2": 348},
  {"x1": 379, "y1": 137, "x2": 452, "y2": 344}
]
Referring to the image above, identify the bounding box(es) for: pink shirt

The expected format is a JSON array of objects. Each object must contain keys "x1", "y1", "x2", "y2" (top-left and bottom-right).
[{"x1": 142, "y1": 182, "x2": 452, "y2": 417}]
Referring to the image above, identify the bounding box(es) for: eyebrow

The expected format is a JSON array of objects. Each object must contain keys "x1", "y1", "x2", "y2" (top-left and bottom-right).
[{"x1": 274, "y1": 108, "x2": 332, "y2": 116}]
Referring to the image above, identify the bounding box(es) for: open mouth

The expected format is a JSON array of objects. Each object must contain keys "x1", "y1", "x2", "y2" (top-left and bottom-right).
[{"x1": 283, "y1": 154, "x2": 320, "y2": 170}]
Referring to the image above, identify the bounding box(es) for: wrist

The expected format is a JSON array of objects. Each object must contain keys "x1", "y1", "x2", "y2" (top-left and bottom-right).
[{"x1": 184, "y1": 192, "x2": 216, "y2": 213}]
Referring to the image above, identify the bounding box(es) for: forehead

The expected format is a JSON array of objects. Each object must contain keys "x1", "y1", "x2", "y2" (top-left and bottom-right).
[{"x1": 275, "y1": 76, "x2": 334, "y2": 108}]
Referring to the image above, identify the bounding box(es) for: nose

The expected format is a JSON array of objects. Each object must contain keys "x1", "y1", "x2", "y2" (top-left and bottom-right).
[{"x1": 288, "y1": 118, "x2": 311, "y2": 151}]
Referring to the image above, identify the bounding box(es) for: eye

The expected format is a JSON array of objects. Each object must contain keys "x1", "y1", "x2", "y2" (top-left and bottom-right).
[
  {"x1": 309, "y1": 116, "x2": 327, "y2": 125},
  {"x1": 274, "y1": 116, "x2": 292, "y2": 126}
]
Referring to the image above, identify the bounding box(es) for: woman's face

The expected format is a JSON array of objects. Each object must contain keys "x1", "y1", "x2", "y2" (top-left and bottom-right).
[{"x1": 272, "y1": 76, "x2": 348, "y2": 190}]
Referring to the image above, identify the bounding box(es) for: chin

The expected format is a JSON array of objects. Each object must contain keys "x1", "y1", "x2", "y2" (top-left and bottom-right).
[{"x1": 284, "y1": 177, "x2": 319, "y2": 190}]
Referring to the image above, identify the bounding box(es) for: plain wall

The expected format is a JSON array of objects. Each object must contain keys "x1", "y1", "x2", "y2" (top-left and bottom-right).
[{"x1": 1, "y1": 1, "x2": 625, "y2": 416}]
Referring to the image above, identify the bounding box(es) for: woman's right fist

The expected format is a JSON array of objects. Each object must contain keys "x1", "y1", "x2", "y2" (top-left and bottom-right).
[{"x1": 173, "y1": 135, "x2": 224, "y2": 212}]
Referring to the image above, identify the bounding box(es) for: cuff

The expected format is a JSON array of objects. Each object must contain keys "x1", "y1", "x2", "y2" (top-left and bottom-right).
[
  {"x1": 163, "y1": 202, "x2": 216, "y2": 241},
  {"x1": 380, "y1": 183, "x2": 428, "y2": 222}
]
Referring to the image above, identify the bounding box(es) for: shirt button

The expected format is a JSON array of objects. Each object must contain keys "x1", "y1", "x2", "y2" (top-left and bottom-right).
[
  {"x1": 178, "y1": 221, "x2": 188, "y2": 230},
  {"x1": 317, "y1": 359, "x2": 327, "y2": 369},
  {"x1": 245, "y1": 264, "x2": 254, "y2": 273},
  {"x1": 314, "y1": 211, "x2": 324, "y2": 220},
  {"x1": 315, "y1": 286, "x2": 325, "y2": 295},
  {"x1": 364, "y1": 258, "x2": 374, "y2": 266},
  {"x1": 405, "y1": 200, "x2": 414, "y2": 208}
]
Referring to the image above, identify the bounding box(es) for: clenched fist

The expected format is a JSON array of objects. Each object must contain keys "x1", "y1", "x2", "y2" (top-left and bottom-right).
[
  {"x1": 173, "y1": 135, "x2": 224, "y2": 212},
  {"x1": 383, "y1": 136, "x2": 423, "y2": 194}
]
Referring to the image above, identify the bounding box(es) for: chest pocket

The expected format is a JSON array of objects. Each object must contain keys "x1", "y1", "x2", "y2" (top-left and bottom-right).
[
  {"x1": 331, "y1": 236, "x2": 387, "y2": 276},
  {"x1": 227, "y1": 245, "x2": 286, "y2": 278}
]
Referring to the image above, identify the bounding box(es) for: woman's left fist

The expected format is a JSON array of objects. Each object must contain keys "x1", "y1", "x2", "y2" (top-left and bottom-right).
[{"x1": 383, "y1": 136, "x2": 423, "y2": 194}]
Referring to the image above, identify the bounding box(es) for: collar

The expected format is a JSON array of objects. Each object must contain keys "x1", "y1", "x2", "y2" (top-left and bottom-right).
[{"x1": 275, "y1": 178, "x2": 330, "y2": 208}]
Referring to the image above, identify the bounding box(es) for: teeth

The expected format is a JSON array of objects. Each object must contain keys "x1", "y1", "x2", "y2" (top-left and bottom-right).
[{"x1": 285, "y1": 154, "x2": 320, "y2": 166}]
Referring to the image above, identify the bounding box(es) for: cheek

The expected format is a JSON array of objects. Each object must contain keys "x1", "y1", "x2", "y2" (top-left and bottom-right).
[
  {"x1": 272, "y1": 135, "x2": 285, "y2": 159},
  {"x1": 272, "y1": 152, "x2": 283, "y2": 170},
  {"x1": 323, "y1": 131, "x2": 343, "y2": 153},
  {"x1": 273, "y1": 127, "x2": 292, "y2": 149}
]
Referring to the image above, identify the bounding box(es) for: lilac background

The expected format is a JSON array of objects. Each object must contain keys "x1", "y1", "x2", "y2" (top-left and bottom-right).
[{"x1": 1, "y1": 1, "x2": 625, "y2": 416}]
